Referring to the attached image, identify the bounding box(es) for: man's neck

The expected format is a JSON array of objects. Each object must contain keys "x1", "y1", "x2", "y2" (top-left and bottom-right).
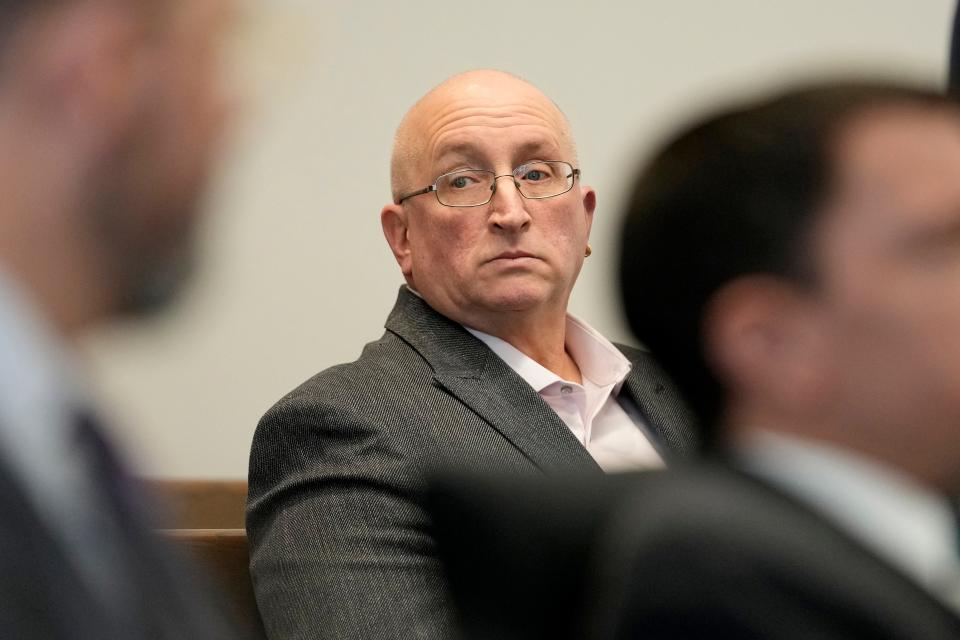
[
  {"x1": 494, "y1": 325, "x2": 581, "y2": 384},
  {"x1": 466, "y1": 309, "x2": 582, "y2": 384},
  {"x1": 728, "y1": 416, "x2": 954, "y2": 495},
  {"x1": 0, "y1": 198, "x2": 107, "y2": 340},
  {"x1": 407, "y1": 286, "x2": 583, "y2": 382}
]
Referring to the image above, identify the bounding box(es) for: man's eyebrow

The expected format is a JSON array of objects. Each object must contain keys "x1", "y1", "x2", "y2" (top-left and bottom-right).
[
  {"x1": 431, "y1": 139, "x2": 566, "y2": 173},
  {"x1": 434, "y1": 142, "x2": 480, "y2": 160},
  {"x1": 514, "y1": 140, "x2": 562, "y2": 161},
  {"x1": 433, "y1": 144, "x2": 483, "y2": 171}
]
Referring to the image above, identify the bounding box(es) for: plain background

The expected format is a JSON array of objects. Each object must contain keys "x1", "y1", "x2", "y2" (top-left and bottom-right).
[{"x1": 80, "y1": 0, "x2": 956, "y2": 478}]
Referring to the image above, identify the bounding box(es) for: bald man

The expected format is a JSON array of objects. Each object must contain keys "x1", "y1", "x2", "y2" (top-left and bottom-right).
[{"x1": 247, "y1": 70, "x2": 698, "y2": 639}]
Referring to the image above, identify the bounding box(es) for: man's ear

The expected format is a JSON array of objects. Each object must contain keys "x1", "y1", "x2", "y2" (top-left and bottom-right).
[
  {"x1": 580, "y1": 184, "x2": 596, "y2": 236},
  {"x1": 704, "y1": 275, "x2": 831, "y2": 417},
  {"x1": 16, "y1": 3, "x2": 147, "y2": 154},
  {"x1": 381, "y1": 203, "x2": 413, "y2": 277}
]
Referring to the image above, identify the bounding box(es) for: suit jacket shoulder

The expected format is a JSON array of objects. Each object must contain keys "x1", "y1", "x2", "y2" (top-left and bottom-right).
[
  {"x1": 592, "y1": 465, "x2": 960, "y2": 640},
  {"x1": 430, "y1": 464, "x2": 960, "y2": 640}
]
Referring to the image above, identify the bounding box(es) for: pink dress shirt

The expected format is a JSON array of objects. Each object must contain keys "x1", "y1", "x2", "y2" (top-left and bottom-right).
[{"x1": 465, "y1": 316, "x2": 664, "y2": 472}]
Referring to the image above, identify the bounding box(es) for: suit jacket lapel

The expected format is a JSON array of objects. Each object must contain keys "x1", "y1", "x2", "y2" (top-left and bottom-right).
[
  {"x1": 619, "y1": 352, "x2": 700, "y2": 459},
  {"x1": 434, "y1": 357, "x2": 600, "y2": 475},
  {"x1": 74, "y1": 416, "x2": 234, "y2": 639},
  {"x1": 386, "y1": 288, "x2": 600, "y2": 475},
  {"x1": 0, "y1": 452, "x2": 110, "y2": 639}
]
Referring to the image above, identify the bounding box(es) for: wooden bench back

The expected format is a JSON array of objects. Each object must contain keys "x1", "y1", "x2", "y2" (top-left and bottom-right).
[
  {"x1": 147, "y1": 479, "x2": 265, "y2": 638},
  {"x1": 147, "y1": 478, "x2": 247, "y2": 528}
]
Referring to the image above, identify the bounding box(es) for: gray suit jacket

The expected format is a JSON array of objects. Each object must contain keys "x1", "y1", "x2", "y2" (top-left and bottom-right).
[{"x1": 246, "y1": 287, "x2": 698, "y2": 640}]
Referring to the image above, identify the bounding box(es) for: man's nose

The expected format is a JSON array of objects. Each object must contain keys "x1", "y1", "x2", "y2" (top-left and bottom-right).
[{"x1": 489, "y1": 174, "x2": 531, "y2": 232}]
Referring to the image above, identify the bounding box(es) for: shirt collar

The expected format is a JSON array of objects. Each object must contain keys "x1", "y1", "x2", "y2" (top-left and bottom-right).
[
  {"x1": 464, "y1": 313, "x2": 632, "y2": 393},
  {"x1": 736, "y1": 430, "x2": 960, "y2": 600},
  {"x1": 0, "y1": 267, "x2": 89, "y2": 484}
]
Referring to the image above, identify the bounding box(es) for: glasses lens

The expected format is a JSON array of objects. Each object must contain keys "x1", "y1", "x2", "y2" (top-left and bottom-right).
[
  {"x1": 437, "y1": 169, "x2": 495, "y2": 206},
  {"x1": 515, "y1": 161, "x2": 574, "y2": 199}
]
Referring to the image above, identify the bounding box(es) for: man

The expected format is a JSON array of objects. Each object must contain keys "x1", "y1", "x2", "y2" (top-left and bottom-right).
[
  {"x1": 247, "y1": 69, "x2": 698, "y2": 639},
  {"x1": 601, "y1": 81, "x2": 960, "y2": 638},
  {"x1": 0, "y1": 0, "x2": 234, "y2": 637}
]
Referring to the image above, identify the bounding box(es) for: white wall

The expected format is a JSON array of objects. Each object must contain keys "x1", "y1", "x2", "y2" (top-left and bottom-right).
[{"x1": 81, "y1": 0, "x2": 957, "y2": 477}]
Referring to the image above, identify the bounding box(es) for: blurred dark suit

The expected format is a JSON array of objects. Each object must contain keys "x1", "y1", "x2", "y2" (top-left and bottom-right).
[
  {"x1": 595, "y1": 466, "x2": 960, "y2": 640},
  {"x1": 0, "y1": 425, "x2": 235, "y2": 639},
  {"x1": 430, "y1": 465, "x2": 960, "y2": 640},
  {"x1": 247, "y1": 286, "x2": 698, "y2": 640}
]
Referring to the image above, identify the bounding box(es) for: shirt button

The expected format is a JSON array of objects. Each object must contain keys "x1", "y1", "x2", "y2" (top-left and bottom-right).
[{"x1": 560, "y1": 384, "x2": 573, "y2": 395}]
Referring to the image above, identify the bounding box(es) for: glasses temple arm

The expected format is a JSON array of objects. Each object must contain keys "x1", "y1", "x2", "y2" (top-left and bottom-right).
[{"x1": 395, "y1": 185, "x2": 436, "y2": 205}]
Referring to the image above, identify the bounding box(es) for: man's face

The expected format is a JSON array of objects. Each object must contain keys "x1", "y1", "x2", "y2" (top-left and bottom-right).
[
  {"x1": 810, "y1": 105, "x2": 960, "y2": 485},
  {"x1": 388, "y1": 76, "x2": 595, "y2": 330},
  {"x1": 93, "y1": 0, "x2": 231, "y2": 314}
]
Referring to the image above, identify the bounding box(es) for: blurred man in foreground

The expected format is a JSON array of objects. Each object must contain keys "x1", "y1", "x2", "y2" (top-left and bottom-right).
[
  {"x1": 604, "y1": 81, "x2": 960, "y2": 638},
  {"x1": 0, "y1": 0, "x2": 234, "y2": 637},
  {"x1": 247, "y1": 69, "x2": 698, "y2": 640}
]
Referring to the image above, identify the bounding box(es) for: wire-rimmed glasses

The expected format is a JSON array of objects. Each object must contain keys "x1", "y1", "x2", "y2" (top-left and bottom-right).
[{"x1": 395, "y1": 160, "x2": 580, "y2": 207}]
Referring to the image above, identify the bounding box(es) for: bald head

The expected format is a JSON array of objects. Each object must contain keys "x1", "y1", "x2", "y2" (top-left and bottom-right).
[{"x1": 390, "y1": 70, "x2": 577, "y2": 201}]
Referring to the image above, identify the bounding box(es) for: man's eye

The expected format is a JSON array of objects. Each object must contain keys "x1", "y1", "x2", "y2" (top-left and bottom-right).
[
  {"x1": 521, "y1": 168, "x2": 552, "y2": 181},
  {"x1": 451, "y1": 176, "x2": 471, "y2": 189}
]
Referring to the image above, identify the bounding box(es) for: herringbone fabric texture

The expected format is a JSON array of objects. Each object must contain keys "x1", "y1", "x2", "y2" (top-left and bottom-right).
[{"x1": 247, "y1": 287, "x2": 698, "y2": 640}]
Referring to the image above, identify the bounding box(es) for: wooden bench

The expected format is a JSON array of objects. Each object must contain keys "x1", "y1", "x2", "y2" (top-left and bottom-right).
[
  {"x1": 148, "y1": 478, "x2": 247, "y2": 528},
  {"x1": 147, "y1": 479, "x2": 266, "y2": 638}
]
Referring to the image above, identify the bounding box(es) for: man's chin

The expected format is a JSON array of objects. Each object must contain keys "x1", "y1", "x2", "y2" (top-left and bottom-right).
[{"x1": 479, "y1": 283, "x2": 557, "y2": 313}]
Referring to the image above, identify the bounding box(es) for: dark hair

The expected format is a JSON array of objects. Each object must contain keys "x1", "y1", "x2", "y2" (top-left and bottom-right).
[{"x1": 618, "y1": 81, "x2": 960, "y2": 442}]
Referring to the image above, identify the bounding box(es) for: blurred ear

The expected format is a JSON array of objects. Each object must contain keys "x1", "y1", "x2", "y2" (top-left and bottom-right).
[
  {"x1": 13, "y1": 2, "x2": 148, "y2": 154},
  {"x1": 580, "y1": 184, "x2": 596, "y2": 237},
  {"x1": 381, "y1": 203, "x2": 413, "y2": 277},
  {"x1": 704, "y1": 275, "x2": 831, "y2": 418}
]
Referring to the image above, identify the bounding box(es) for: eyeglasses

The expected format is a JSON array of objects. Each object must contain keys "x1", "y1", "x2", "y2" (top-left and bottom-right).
[{"x1": 395, "y1": 160, "x2": 580, "y2": 207}]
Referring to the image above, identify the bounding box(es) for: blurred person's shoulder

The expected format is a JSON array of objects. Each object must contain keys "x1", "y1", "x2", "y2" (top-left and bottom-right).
[
  {"x1": 594, "y1": 462, "x2": 960, "y2": 639},
  {"x1": 608, "y1": 462, "x2": 862, "y2": 542}
]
